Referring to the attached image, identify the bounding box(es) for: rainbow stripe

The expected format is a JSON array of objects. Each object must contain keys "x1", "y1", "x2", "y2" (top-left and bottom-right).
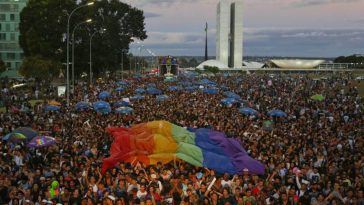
[{"x1": 102, "y1": 121, "x2": 264, "y2": 174}]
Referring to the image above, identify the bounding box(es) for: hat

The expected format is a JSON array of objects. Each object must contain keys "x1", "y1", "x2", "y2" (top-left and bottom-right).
[
  {"x1": 243, "y1": 168, "x2": 249, "y2": 172},
  {"x1": 151, "y1": 174, "x2": 157, "y2": 179},
  {"x1": 40, "y1": 177, "x2": 46, "y2": 181}
]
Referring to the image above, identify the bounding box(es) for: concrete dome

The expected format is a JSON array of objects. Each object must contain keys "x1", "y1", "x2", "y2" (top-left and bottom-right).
[
  {"x1": 197, "y1": 60, "x2": 228, "y2": 69},
  {"x1": 270, "y1": 59, "x2": 325, "y2": 69}
]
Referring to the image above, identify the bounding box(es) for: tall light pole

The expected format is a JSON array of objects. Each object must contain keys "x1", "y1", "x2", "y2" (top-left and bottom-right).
[
  {"x1": 72, "y1": 19, "x2": 92, "y2": 92},
  {"x1": 89, "y1": 28, "x2": 106, "y2": 85},
  {"x1": 121, "y1": 49, "x2": 128, "y2": 80},
  {"x1": 66, "y1": 1, "x2": 94, "y2": 106}
]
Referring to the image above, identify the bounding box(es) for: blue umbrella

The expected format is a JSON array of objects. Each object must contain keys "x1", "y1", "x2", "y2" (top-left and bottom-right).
[
  {"x1": 224, "y1": 91, "x2": 241, "y2": 100},
  {"x1": 113, "y1": 101, "x2": 130, "y2": 107},
  {"x1": 147, "y1": 87, "x2": 162, "y2": 95},
  {"x1": 156, "y1": 95, "x2": 169, "y2": 101},
  {"x1": 147, "y1": 83, "x2": 156, "y2": 87},
  {"x1": 75, "y1": 101, "x2": 90, "y2": 111},
  {"x1": 134, "y1": 88, "x2": 145, "y2": 94},
  {"x1": 179, "y1": 81, "x2": 193, "y2": 86},
  {"x1": 267, "y1": 109, "x2": 287, "y2": 117},
  {"x1": 44, "y1": 105, "x2": 60, "y2": 112},
  {"x1": 203, "y1": 88, "x2": 219, "y2": 94},
  {"x1": 93, "y1": 101, "x2": 111, "y2": 114},
  {"x1": 99, "y1": 91, "x2": 111, "y2": 99},
  {"x1": 184, "y1": 86, "x2": 198, "y2": 92},
  {"x1": 220, "y1": 85, "x2": 230, "y2": 91},
  {"x1": 115, "y1": 107, "x2": 134, "y2": 114},
  {"x1": 168, "y1": 86, "x2": 181, "y2": 91},
  {"x1": 239, "y1": 107, "x2": 258, "y2": 116},
  {"x1": 115, "y1": 87, "x2": 124, "y2": 92},
  {"x1": 131, "y1": 95, "x2": 145, "y2": 101},
  {"x1": 221, "y1": 98, "x2": 238, "y2": 105},
  {"x1": 116, "y1": 80, "x2": 128, "y2": 86},
  {"x1": 199, "y1": 79, "x2": 216, "y2": 86}
]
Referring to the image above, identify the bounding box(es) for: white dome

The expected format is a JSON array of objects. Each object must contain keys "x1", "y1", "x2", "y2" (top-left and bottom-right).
[
  {"x1": 197, "y1": 60, "x2": 228, "y2": 69},
  {"x1": 270, "y1": 59, "x2": 325, "y2": 69}
]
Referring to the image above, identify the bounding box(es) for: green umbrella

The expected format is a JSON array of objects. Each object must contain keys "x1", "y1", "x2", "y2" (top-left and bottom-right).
[{"x1": 311, "y1": 94, "x2": 325, "y2": 101}]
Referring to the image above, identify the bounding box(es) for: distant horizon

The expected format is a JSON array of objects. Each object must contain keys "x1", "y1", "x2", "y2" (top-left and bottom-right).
[{"x1": 126, "y1": 0, "x2": 364, "y2": 57}]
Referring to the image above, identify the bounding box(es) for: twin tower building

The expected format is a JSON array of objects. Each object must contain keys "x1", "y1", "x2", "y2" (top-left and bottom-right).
[{"x1": 216, "y1": 0, "x2": 243, "y2": 69}]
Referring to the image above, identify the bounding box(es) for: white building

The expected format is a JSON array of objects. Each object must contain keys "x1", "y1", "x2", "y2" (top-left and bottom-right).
[{"x1": 216, "y1": 0, "x2": 243, "y2": 69}]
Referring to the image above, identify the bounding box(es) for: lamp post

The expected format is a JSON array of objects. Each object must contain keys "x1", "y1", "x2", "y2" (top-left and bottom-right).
[
  {"x1": 72, "y1": 19, "x2": 92, "y2": 92},
  {"x1": 66, "y1": 1, "x2": 94, "y2": 106},
  {"x1": 89, "y1": 28, "x2": 106, "y2": 85},
  {"x1": 121, "y1": 49, "x2": 128, "y2": 80}
]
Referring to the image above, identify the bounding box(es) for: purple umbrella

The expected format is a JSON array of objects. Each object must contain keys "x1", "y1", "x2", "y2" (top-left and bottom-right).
[{"x1": 27, "y1": 136, "x2": 56, "y2": 148}]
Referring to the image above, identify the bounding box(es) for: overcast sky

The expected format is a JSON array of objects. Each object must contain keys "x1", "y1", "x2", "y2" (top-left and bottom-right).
[{"x1": 124, "y1": 0, "x2": 364, "y2": 57}]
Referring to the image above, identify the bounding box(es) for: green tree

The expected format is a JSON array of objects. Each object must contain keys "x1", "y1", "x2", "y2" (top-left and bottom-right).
[
  {"x1": 19, "y1": 0, "x2": 147, "y2": 78},
  {"x1": 19, "y1": 55, "x2": 61, "y2": 79},
  {"x1": 204, "y1": 66, "x2": 220, "y2": 75},
  {"x1": 189, "y1": 58, "x2": 199, "y2": 67},
  {"x1": 0, "y1": 60, "x2": 6, "y2": 73}
]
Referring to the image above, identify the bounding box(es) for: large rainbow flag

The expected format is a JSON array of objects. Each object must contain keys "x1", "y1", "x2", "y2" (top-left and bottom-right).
[{"x1": 102, "y1": 121, "x2": 265, "y2": 175}]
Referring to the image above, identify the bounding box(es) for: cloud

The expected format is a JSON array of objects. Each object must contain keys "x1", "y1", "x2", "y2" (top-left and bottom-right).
[
  {"x1": 136, "y1": 28, "x2": 364, "y2": 57},
  {"x1": 144, "y1": 12, "x2": 162, "y2": 18},
  {"x1": 292, "y1": 0, "x2": 363, "y2": 7}
]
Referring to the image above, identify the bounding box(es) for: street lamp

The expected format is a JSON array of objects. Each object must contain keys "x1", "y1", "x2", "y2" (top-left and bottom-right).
[
  {"x1": 89, "y1": 28, "x2": 106, "y2": 85},
  {"x1": 121, "y1": 49, "x2": 128, "y2": 80},
  {"x1": 66, "y1": 1, "x2": 94, "y2": 106},
  {"x1": 71, "y1": 18, "x2": 92, "y2": 92}
]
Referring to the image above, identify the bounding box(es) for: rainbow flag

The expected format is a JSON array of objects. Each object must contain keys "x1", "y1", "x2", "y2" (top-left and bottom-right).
[{"x1": 102, "y1": 121, "x2": 264, "y2": 175}]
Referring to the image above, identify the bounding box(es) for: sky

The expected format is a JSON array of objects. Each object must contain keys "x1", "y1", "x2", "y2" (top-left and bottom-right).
[{"x1": 124, "y1": 0, "x2": 364, "y2": 57}]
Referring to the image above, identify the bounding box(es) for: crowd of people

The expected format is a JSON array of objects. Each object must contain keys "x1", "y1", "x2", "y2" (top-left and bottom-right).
[{"x1": 0, "y1": 72, "x2": 363, "y2": 205}]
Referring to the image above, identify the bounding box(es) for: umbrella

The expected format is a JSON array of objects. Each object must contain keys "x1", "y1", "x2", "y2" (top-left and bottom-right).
[
  {"x1": 27, "y1": 136, "x2": 56, "y2": 148},
  {"x1": 203, "y1": 88, "x2": 219, "y2": 94},
  {"x1": 168, "y1": 86, "x2": 181, "y2": 91},
  {"x1": 220, "y1": 85, "x2": 230, "y2": 91},
  {"x1": 44, "y1": 105, "x2": 60, "y2": 112},
  {"x1": 93, "y1": 101, "x2": 111, "y2": 114},
  {"x1": 267, "y1": 109, "x2": 287, "y2": 117},
  {"x1": 99, "y1": 91, "x2": 111, "y2": 99},
  {"x1": 221, "y1": 98, "x2": 238, "y2": 105},
  {"x1": 131, "y1": 95, "x2": 145, "y2": 101},
  {"x1": 224, "y1": 91, "x2": 241, "y2": 100},
  {"x1": 147, "y1": 83, "x2": 156, "y2": 87},
  {"x1": 115, "y1": 87, "x2": 124, "y2": 92},
  {"x1": 113, "y1": 101, "x2": 130, "y2": 107},
  {"x1": 147, "y1": 87, "x2": 162, "y2": 95},
  {"x1": 239, "y1": 107, "x2": 258, "y2": 116},
  {"x1": 116, "y1": 80, "x2": 128, "y2": 86},
  {"x1": 48, "y1": 100, "x2": 61, "y2": 106},
  {"x1": 311, "y1": 94, "x2": 325, "y2": 101},
  {"x1": 179, "y1": 81, "x2": 193, "y2": 86},
  {"x1": 184, "y1": 86, "x2": 198, "y2": 92},
  {"x1": 156, "y1": 95, "x2": 169, "y2": 101},
  {"x1": 134, "y1": 88, "x2": 145, "y2": 94},
  {"x1": 115, "y1": 107, "x2": 134, "y2": 114},
  {"x1": 75, "y1": 101, "x2": 90, "y2": 111},
  {"x1": 199, "y1": 79, "x2": 216, "y2": 86},
  {"x1": 3, "y1": 127, "x2": 38, "y2": 141}
]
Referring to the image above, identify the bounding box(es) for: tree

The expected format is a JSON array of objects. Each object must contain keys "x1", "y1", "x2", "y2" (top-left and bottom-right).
[
  {"x1": 19, "y1": 55, "x2": 61, "y2": 79},
  {"x1": 204, "y1": 66, "x2": 220, "y2": 75},
  {"x1": 0, "y1": 60, "x2": 6, "y2": 73},
  {"x1": 188, "y1": 58, "x2": 199, "y2": 67},
  {"x1": 334, "y1": 55, "x2": 364, "y2": 68},
  {"x1": 19, "y1": 0, "x2": 147, "y2": 78}
]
